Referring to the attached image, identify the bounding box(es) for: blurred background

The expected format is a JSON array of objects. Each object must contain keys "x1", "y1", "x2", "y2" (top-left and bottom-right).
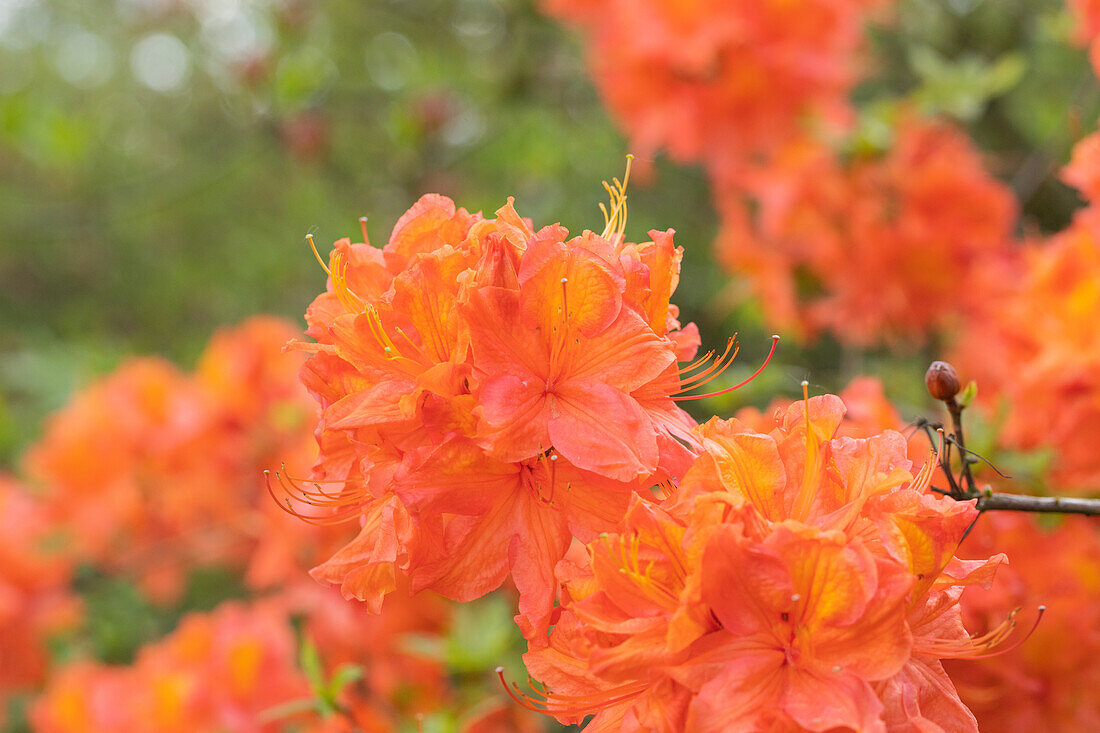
[{"x1": 2, "y1": 0, "x2": 1096, "y2": 465}]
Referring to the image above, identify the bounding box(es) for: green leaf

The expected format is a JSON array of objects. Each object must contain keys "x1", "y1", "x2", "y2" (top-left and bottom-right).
[
  {"x1": 957, "y1": 380, "x2": 978, "y2": 408},
  {"x1": 300, "y1": 636, "x2": 325, "y2": 691},
  {"x1": 327, "y1": 663, "x2": 365, "y2": 697}
]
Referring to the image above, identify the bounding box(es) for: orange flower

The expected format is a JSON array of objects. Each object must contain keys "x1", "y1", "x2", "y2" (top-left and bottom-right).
[
  {"x1": 543, "y1": 0, "x2": 882, "y2": 179},
  {"x1": 0, "y1": 476, "x2": 79, "y2": 718},
  {"x1": 23, "y1": 358, "x2": 218, "y2": 599},
  {"x1": 512, "y1": 392, "x2": 1012, "y2": 731},
  {"x1": 945, "y1": 513, "x2": 1100, "y2": 731},
  {"x1": 1067, "y1": 0, "x2": 1100, "y2": 75},
  {"x1": 716, "y1": 118, "x2": 1019, "y2": 345},
  {"x1": 286, "y1": 179, "x2": 709, "y2": 641},
  {"x1": 22, "y1": 318, "x2": 346, "y2": 600},
  {"x1": 31, "y1": 601, "x2": 310, "y2": 733},
  {"x1": 951, "y1": 204, "x2": 1100, "y2": 492}
]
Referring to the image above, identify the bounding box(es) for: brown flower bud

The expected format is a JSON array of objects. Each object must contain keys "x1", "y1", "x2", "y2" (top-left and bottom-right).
[{"x1": 925, "y1": 361, "x2": 961, "y2": 401}]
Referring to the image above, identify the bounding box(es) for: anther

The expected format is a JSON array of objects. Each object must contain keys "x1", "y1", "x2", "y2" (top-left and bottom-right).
[{"x1": 359, "y1": 216, "x2": 370, "y2": 245}]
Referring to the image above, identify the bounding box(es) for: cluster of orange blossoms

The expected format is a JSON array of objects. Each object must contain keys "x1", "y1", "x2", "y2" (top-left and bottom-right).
[
  {"x1": 4, "y1": 316, "x2": 544, "y2": 731},
  {"x1": 515, "y1": 394, "x2": 1011, "y2": 731},
  {"x1": 31, "y1": 602, "x2": 310, "y2": 733},
  {"x1": 286, "y1": 190, "x2": 1047, "y2": 731},
  {"x1": 950, "y1": 131, "x2": 1100, "y2": 493},
  {"x1": 947, "y1": 513, "x2": 1100, "y2": 732},
  {"x1": 716, "y1": 118, "x2": 1019, "y2": 345},
  {"x1": 32, "y1": 585, "x2": 543, "y2": 730},
  {"x1": 0, "y1": 476, "x2": 79, "y2": 717},
  {"x1": 542, "y1": 0, "x2": 883, "y2": 180},
  {"x1": 21, "y1": 317, "x2": 341, "y2": 601},
  {"x1": 291, "y1": 183, "x2": 711, "y2": 644},
  {"x1": 29, "y1": 589, "x2": 523, "y2": 733}
]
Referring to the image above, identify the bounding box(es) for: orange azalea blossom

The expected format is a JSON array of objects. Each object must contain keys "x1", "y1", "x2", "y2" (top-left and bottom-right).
[
  {"x1": 716, "y1": 118, "x2": 1019, "y2": 346},
  {"x1": 23, "y1": 318, "x2": 345, "y2": 600},
  {"x1": 951, "y1": 193, "x2": 1100, "y2": 492},
  {"x1": 31, "y1": 601, "x2": 310, "y2": 733},
  {"x1": 288, "y1": 180, "x2": 717, "y2": 642},
  {"x1": 542, "y1": 0, "x2": 883, "y2": 181},
  {"x1": 1067, "y1": 0, "x2": 1100, "y2": 75},
  {"x1": 944, "y1": 513, "x2": 1100, "y2": 732},
  {"x1": 514, "y1": 393, "x2": 1016, "y2": 731},
  {"x1": 23, "y1": 357, "x2": 219, "y2": 600},
  {"x1": 0, "y1": 476, "x2": 80, "y2": 721},
  {"x1": 286, "y1": 576, "x2": 453, "y2": 720},
  {"x1": 194, "y1": 317, "x2": 352, "y2": 590}
]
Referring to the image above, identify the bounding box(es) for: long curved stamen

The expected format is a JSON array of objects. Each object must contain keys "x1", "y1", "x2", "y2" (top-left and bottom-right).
[
  {"x1": 264, "y1": 469, "x2": 365, "y2": 526},
  {"x1": 359, "y1": 216, "x2": 370, "y2": 245},
  {"x1": 915, "y1": 606, "x2": 1045, "y2": 659},
  {"x1": 909, "y1": 428, "x2": 945, "y2": 494},
  {"x1": 676, "y1": 337, "x2": 739, "y2": 390},
  {"x1": 677, "y1": 347, "x2": 717, "y2": 375},
  {"x1": 307, "y1": 234, "x2": 331, "y2": 276},
  {"x1": 674, "y1": 335, "x2": 780, "y2": 402},
  {"x1": 600, "y1": 155, "x2": 634, "y2": 240},
  {"x1": 330, "y1": 253, "x2": 365, "y2": 313},
  {"x1": 496, "y1": 668, "x2": 648, "y2": 717}
]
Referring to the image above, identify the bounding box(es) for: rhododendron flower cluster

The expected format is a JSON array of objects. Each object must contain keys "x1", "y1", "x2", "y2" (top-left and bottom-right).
[
  {"x1": 513, "y1": 394, "x2": 1014, "y2": 731},
  {"x1": 542, "y1": 0, "x2": 884, "y2": 181},
  {"x1": 22, "y1": 317, "x2": 345, "y2": 600},
  {"x1": 31, "y1": 602, "x2": 310, "y2": 733},
  {"x1": 716, "y1": 118, "x2": 1019, "y2": 345},
  {"x1": 289, "y1": 180, "x2": 717, "y2": 642},
  {"x1": 945, "y1": 513, "x2": 1100, "y2": 732},
  {"x1": 0, "y1": 476, "x2": 79, "y2": 722},
  {"x1": 952, "y1": 132, "x2": 1100, "y2": 492}
]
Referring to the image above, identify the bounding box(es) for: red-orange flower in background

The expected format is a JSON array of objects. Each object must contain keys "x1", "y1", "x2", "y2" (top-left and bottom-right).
[
  {"x1": 22, "y1": 318, "x2": 345, "y2": 600},
  {"x1": 0, "y1": 476, "x2": 80, "y2": 721},
  {"x1": 716, "y1": 118, "x2": 1019, "y2": 346},
  {"x1": 513, "y1": 392, "x2": 1014, "y2": 731},
  {"x1": 287, "y1": 180, "x2": 707, "y2": 643},
  {"x1": 23, "y1": 358, "x2": 216, "y2": 599},
  {"x1": 542, "y1": 0, "x2": 884, "y2": 181},
  {"x1": 30, "y1": 601, "x2": 310, "y2": 733},
  {"x1": 945, "y1": 513, "x2": 1100, "y2": 732},
  {"x1": 951, "y1": 196, "x2": 1100, "y2": 492},
  {"x1": 1067, "y1": 0, "x2": 1100, "y2": 75}
]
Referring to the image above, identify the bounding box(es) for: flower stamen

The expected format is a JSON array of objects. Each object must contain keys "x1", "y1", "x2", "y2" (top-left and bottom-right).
[{"x1": 674, "y1": 335, "x2": 779, "y2": 401}]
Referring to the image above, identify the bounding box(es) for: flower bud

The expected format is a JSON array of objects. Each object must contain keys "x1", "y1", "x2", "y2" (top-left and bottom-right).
[{"x1": 925, "y1": 361, "x2": 961, "y2": 401}]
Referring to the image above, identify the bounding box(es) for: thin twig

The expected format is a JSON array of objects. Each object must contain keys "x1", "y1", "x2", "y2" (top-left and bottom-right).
[
  {"x1": 944, "y1": 395, "x2": 978, "y2": 497},
  {"x1": 975, "y1": 492, "x2": 1100, "y2": 516}
]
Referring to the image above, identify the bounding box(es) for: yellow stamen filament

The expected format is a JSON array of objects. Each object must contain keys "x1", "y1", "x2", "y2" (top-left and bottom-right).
[
  {"x1": 600, "y1": 155, "x2": 634, "y2": 240},
  {"x1": 307, "y1": 234, "x2": 331, "y2": 276},
  {"x1": 914, "y1": 606, "x2": 1045, "y2": 659},
  {"x1": 791, "y1": 380, "x2": 818, "y2": 522},
  {"x1": 675, "y1": 337, "x2": 739, "y2": 390},
  {"x1": 264, "y1": 467, "x2": 366, "y2": 526},
  {"x1": 674, "y1": 335, "x2": 779, "y2": 402},
  {"x1": 497, "y1": 667, "x2": 649, "y2": 717},
  {"x1": 610, "y1": 532, "x2": 681, "y2": 609},
  {"x1": 908, "y1": 428, "x2": 945, "y2": 495}
]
